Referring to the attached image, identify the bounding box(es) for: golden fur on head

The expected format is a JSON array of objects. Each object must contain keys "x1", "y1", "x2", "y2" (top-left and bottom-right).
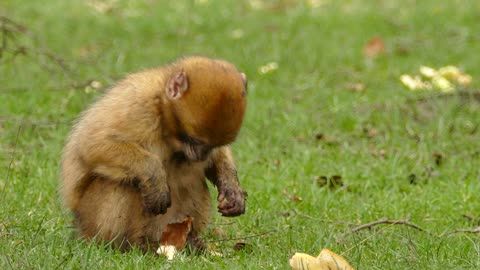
[{"x1": 169, "y1": 56, "x2": 247, "y2": 146}]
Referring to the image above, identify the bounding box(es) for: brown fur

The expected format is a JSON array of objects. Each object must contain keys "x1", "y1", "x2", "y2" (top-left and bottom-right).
[{"x1": 60, "y1": 56, "x2": 247, "y2": 252}]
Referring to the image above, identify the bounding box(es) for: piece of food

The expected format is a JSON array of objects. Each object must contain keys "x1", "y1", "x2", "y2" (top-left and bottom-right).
[
  {"x1": 156, "y1": 216, "x2": 193, "y2": 260},
  {"x1": 157, "y1": 245, "x2": 177, "y2": 260},
  {"x1": 289, "y1": 248, "x2": 354, "y2": 270}
]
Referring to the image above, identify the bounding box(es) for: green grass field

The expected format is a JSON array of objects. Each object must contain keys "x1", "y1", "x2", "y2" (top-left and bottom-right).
[{"x1": 1, "y1": 0, "x2": 480, "y2": 269}]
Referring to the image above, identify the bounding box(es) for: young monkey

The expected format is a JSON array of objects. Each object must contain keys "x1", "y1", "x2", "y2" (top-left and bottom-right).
[{"x1": 60, "y1": 56, "x2": 248, "y2": 252}]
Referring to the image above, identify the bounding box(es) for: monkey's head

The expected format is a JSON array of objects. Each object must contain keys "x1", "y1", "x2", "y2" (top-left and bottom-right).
[{"x1": 165, "y1": 57, "x2": 247, "y2": 161}]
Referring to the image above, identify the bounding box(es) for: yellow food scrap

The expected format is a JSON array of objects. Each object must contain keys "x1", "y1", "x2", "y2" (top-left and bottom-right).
[
  {"x1": 289, "y1": 248, "x2": 354, "y2": 270},
  {"x1": 400, "y1": 65, "x2": 472, "y2": 92},
  {"x1": 157, "y1": 245, "x2": 177, "y2": 260}
]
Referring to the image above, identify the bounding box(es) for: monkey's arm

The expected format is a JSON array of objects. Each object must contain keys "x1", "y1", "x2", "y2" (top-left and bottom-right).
[
  {"x1": 82, "y1": 138, "x2": 171, "y2": 215},
  {"x1": 205, "y1": 146, "x2": 246, "y2": 217}
]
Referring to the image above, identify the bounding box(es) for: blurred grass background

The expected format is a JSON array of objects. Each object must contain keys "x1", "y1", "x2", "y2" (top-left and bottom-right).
[{"x1": 1, "y1": 0, "x2": 480, "y2": 269}]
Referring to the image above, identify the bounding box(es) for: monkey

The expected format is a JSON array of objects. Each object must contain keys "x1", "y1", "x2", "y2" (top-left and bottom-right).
[{"x1": 60, "y1": 56, "x2": 248, "y2": 252}]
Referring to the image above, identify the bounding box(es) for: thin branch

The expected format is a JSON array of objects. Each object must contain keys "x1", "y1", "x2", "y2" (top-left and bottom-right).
[
  {"x1": 0, "y1": 16, "x2": 76, "y2": 78},
  {"x1": 348, "y1": 217, "x2": 433, "y2": 235},
  {"x1": 1, "y1": 120, "x2": 23, "y2": 198},
  {"x1": 444, "y1": 227, "x2": 480, "y2": 236}
]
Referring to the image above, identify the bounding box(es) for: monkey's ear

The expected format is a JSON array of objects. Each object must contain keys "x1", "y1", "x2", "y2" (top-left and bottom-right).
[
  {"x1": 240, "y1": 72, "x2": 248, "y2": 94},
  {"x1": 166, "y1": 71, "x2": 189, "y2": 100},
  {"x1": 240, "y1": 73, "x2": 247, "y2": 84}
]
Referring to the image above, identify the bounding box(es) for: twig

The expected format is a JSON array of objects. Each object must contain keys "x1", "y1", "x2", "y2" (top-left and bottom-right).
[
  {"x1": 0, "y1": 16, "x2": 76, "y2": 78},
  {"x1": 348, "y1": 217, "x2": 432, "y2": 235},
  {"x1": 444, "y1": 227, "x2": 480, "y2": 236},
  {"x1": 1, "y1": 120, "x2": 23, "y2": 198},
  {"x1": 207, "y1": 229, "x2": 276, "y2": 243}
]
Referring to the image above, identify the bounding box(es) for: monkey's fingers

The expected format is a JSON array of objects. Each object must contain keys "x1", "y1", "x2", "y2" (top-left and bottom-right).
[
  {"x1": 217, "y1": 193, "x2": 226, "y2": 202},
  {"x1": 218, "y1": 203, "x2": 245, "y2": 217},
  {"x1": 217, "y1": 195, "x2": 245, "y2": 217}
]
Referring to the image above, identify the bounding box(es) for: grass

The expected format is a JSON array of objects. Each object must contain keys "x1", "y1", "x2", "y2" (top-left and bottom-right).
[{"x1": 1, "y1": 0, "x2": 480, "y2": 269}]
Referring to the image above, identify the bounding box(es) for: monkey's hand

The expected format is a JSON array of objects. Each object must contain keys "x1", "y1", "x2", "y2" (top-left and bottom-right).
[
  {"x1": 217, "y1": 182, "x2": 246, "y2": 217},
  {"x1": 140, "y1": 175, "x2": 171, "y2": 215}
]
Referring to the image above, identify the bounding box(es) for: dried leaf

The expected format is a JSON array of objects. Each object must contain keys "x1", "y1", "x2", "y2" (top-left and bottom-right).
[
  {"x1": 314, "y1": 133, "x2": 324, "y2": 140},
  {"x1": 363, "y1": 127, "x2": 380, "y2": 138},
  {"x1": 372, "y1": 149, "x2": 387, "y2": 158},
  {"x1": 233, "y1": 241, "x2": 252, "y2": 252},
  {"x1": 315, "y1": 175, "x2": 344, "y2": 190},
  {"x1": 432, "y1": 152, "x2": 444, "y2": 166},
  {"x1": 282, "y1": 189, "x2": 303, "y2": 202},
  {"x1": 363, "y1": 37, "x2": 385, "y2": 58},
  {"x1": 408, "y1": 173, "x2": 418, "y2": 185},
  {"x1": 160, "y1": 216, "x2": 193, "y2": 250},
  {"x1": 345, "y1": 82, "x2": 365, "y2": 92},
  {"x1": 313, "y1": 133, "x2": 339, "y2": 145}
]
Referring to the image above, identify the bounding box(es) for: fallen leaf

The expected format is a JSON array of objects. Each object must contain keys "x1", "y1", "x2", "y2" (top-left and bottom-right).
[
  {"x1": 432, "y1": 152, "x2": 444, "y2": 166},
  {"x1": 363, "y1": 127, "x2": 380, "y2": 138},
  {"x1": 313, "y1": 133, "x2": 339, "y2": 145},
  {"x1": 363, "y1": 37, "x2": 385, "y2": 58},
  {"x1": 282, "y1": 189, "x2": 303, "y2": 203},
  {"x1": 160, "y1": 216, "x2": 193, "y2": 250},
  {"x1": 233, "y1": 241, "x2": 252, "y2": 252},
  {"x1": 314, "y1": 133, "x2": 324, "y2": 140},
  {"x1": 345, "y1": 82, "x2": 365, "y2": 92},
  {"x1": 371, "y1": 149, "x2": 387, "y2": 158},
  {"x1": 157, "y1": 216, "x2": 194, "y2": 260},
  {"x1": 315, "y1": 175, "x2": 344, "y2": 190},
  {"x1": 408, "y1": 173, "x2": 418, "y2": 185},
  {"x1": 230, "y1": 29, "x2": 245, "y2": 39}
]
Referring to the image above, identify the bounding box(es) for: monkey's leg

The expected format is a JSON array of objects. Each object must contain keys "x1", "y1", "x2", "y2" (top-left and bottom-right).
[
  {"x1": 205, "y1": 146, "x2": 246, "y2": 217},
  {"x1": 185, "y1": 233, "x2": 207, "y2": 253},
  {"x1": 74, "y1": 177, "x2": 153, "y2": 252},
  {"x1": 80, "y1": 140, "x2": 171, "y2": 215}
]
